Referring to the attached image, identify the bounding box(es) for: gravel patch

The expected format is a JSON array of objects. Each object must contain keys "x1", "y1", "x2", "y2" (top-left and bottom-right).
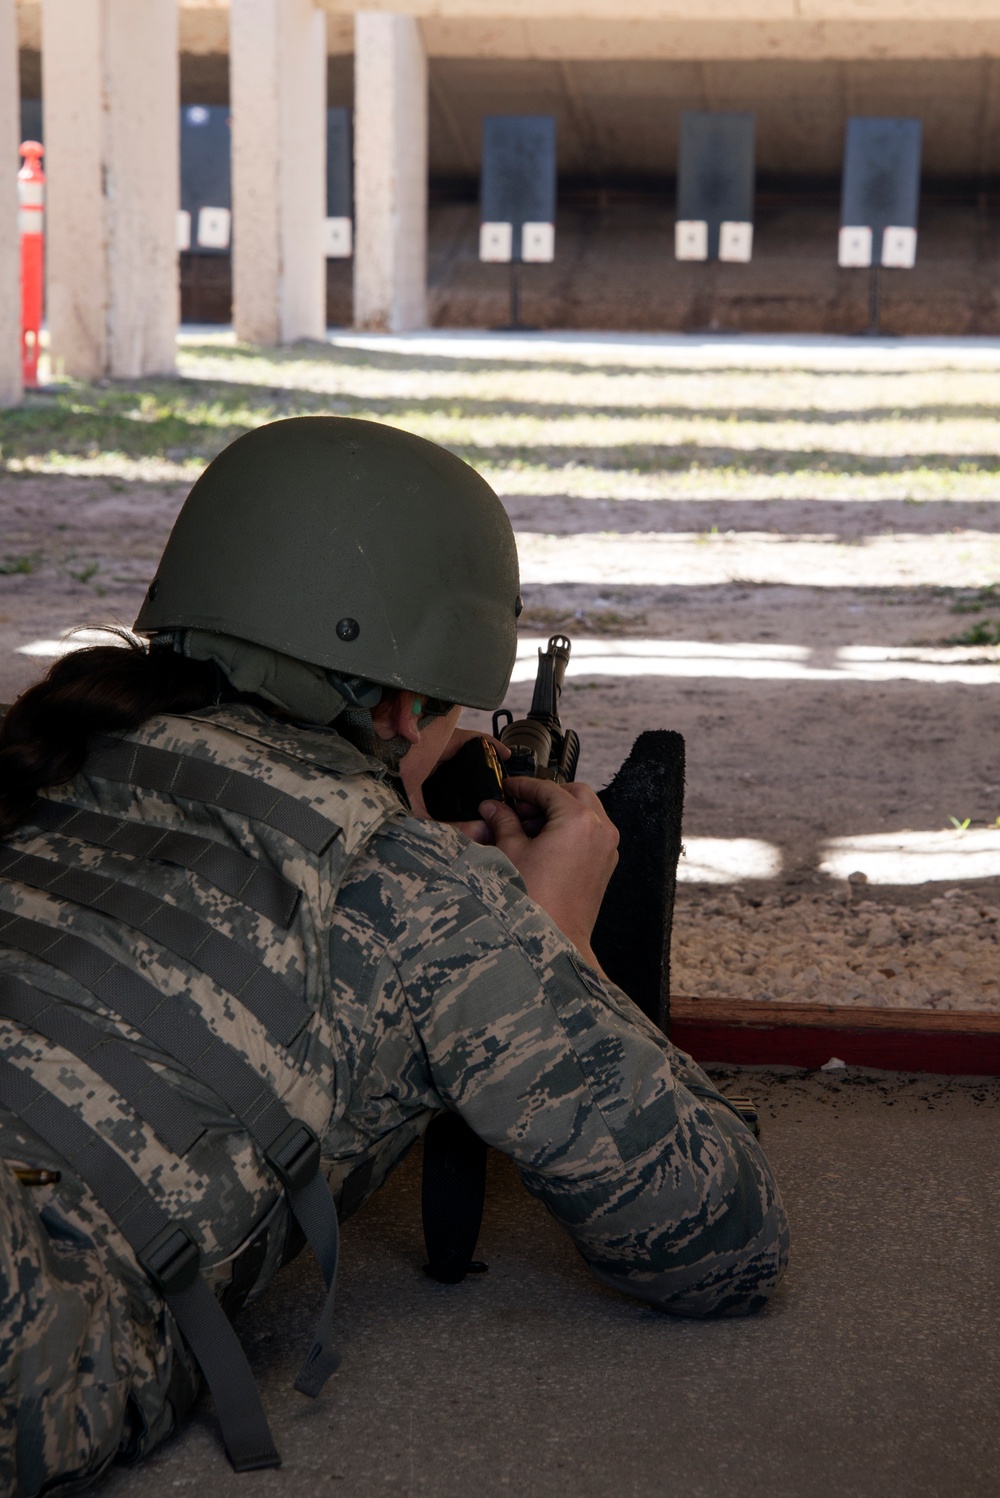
[{"x1": 673, "y1": 882, "x2": 1000, "y2": 1012}]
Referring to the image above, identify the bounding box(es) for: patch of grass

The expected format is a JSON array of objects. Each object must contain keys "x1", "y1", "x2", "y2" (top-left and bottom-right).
[
  {"x1": 4, "y1": 350, "x2": 1000, "y2": 503},
  {"x1": 582, "y1": 609, "x2": 645, "y2": 632},
  {"x1": 0, "y1": 552, "x2": 41, "y2": 575},
  {"x1": 950, "y1": 583, "x2": 1000, "y2": 614},
  {"x1": 950, "y1": 618, "x2": 1000, "y2": 646},
  {"x1": 519, "y1": 605, "x2": 646, "y2": 635}
]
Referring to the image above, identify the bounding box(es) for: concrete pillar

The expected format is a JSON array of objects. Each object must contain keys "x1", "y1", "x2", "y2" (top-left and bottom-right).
[
  {"x1": 353, "y1": 13, "x2": 428, "y2": 332},
  {"x1": 230, "y1": 0, "x2": 326, "y2": 345},
  {"x1": 40, "y1": 0, "x2": 178, "y2": 381},
  {"x1": 0, "y1": 0, "x2": 20, "y2": 405}
]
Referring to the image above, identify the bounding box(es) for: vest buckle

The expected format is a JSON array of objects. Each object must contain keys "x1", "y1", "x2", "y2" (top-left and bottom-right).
[
  {"x1": 267, "y1": 1121, "x2": 320, "y2": 1193},
  {"x1": 139, "y1": 1223, "x2": 201, "y2": 1296}
]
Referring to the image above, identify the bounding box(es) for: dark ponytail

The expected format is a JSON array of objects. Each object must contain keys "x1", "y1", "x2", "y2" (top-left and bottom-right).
[{"x1": 0, "y1": 635, "x2": 217, "y2": 839}]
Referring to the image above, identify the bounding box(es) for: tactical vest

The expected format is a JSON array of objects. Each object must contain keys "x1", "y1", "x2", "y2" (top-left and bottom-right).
[{"x1": 0, "y1": 706, "x2": 402, "y2": 1471}]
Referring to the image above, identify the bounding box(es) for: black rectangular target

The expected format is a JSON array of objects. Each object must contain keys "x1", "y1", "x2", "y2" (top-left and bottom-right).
[
  {"x1": 19, "y1": 99, "x2": 42, "y2": 148},
  {"x1": 480, "y1": 115, "x2": 557, "y2": 263},
  {"x1": 676, "y1": 111, "x2": 755, "y2": 263},
  {"x1": 179, "y1": 104, "x2": 231, "y2": 256},
  {"x1": 839, "y1": 117, "x2": 922, "y2": 269},
  {"x1": 326, "y1": 108, "x2": 352, "y2": 218},
  {"x1": 325, "y1": 106, "x2": 353, "y2": 258}
]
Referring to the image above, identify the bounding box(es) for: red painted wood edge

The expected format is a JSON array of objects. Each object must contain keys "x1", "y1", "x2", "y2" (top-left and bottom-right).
[
  {"x1": 669, "y1": 996, "x2": 1000, "y2": 1074},
  {"x1": 670, "y1": 1019, "x2": 1000, "y2": 1074}
]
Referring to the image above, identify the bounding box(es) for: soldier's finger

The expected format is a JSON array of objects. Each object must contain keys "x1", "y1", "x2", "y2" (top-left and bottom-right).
[
  {"x1": 455, "y1": 817, "x2": 495, "y2": 845},
  {"x1": 479, "y1": 798, "x2": 531, "y2": 853},
  {"x1": 501, "y1": 776, "x2": 572, "y2": 818}
]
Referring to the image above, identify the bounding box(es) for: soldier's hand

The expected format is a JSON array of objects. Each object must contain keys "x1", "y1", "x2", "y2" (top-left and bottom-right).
[{"x1": 479, "y1": 777, "x2": 618, "y2": 965}]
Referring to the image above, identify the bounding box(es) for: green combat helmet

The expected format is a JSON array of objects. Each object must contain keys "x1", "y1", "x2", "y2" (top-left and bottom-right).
[{"x1": 134, "y1": 417, "x2": 521, "y2": 710}]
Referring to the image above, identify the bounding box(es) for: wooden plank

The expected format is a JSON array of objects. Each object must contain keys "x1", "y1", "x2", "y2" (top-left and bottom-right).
[
  {"x1": 670, "y1": 996, "x2": 1000, "y2": 1075},
  {"x1": 672, "y1": 995, "x2": 1000, "y2": 1034}
]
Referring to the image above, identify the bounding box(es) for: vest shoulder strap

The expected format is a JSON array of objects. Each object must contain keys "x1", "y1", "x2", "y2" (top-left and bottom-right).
[{"x1": 0, "y1": 1055, "x2": 280, "y2": 1472}]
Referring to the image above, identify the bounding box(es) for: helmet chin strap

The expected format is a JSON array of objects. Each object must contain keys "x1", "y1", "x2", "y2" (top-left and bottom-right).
[
  {"x1": 162, "y1": 628, "x2": 413, "y2": 788},
  {"x1": 169, "y1": 629, "x2": 356, "y2": 727}
]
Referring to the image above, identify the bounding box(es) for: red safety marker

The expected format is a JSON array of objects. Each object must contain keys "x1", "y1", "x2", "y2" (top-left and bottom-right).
[{"x1": 18, "y1": 140, "x2": 45, "y2": 388}]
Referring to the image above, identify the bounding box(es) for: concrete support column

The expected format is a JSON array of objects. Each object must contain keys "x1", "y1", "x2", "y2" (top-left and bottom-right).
[
  {"x1": 0, "y1": 0, "x2": 20, "y2": 405},
  {"x1": 41, "y1": 0, "x2": 178, "y2": 381},
  {"x1": 230, "y1": 0, "x2": 326, "y2": 345},
  {"x1": 353, "y1": 13, "x2": 428, "y2": 332}
]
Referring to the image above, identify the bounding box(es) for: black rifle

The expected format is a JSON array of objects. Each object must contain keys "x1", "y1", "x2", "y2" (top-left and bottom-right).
[
  {"x1": 421, "y1": 634, "x2": 580, "y2": 822},
  {"x1": 420, "y1": 636, "x2": 690, "y2": 1285},
  {"x1": 492, "y1": 632, "x2": 580, "y2": 783}
]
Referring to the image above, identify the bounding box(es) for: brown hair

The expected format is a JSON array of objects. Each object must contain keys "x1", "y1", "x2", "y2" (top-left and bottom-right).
[{"x1": 0, "y1": 636, "x2": 217, "y2": 840}]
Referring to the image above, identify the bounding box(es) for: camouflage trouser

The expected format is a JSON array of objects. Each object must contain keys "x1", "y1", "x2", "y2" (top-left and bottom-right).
[{"x1": 0, "y1": 1161, "x2": 196, "y2": 1498}]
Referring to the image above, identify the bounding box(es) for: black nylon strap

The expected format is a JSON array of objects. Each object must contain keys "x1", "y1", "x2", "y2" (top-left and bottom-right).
[
  {"x1": 26, "y1": 800, "x2": 301, "y2": 930},
  {"x1": 87, "y1": 737, "x2": 341, "y2": 855},
  {"x1": 0, "y1": 913, "x2": 341, "y2": 1395},
  {"x1": 0, "y1": 975, "x2": 204, "y2": 1157},
  {"x1": 165, "y1": 1278, "x2": 281, "y2": 1471},
  {"x1": 0, "y1": 1057, "x2": 280, "y2": 1471},
  {"x1": 288, "y1": 1169, "x2": 341, "y2": 1397},
  {"x1": 0, "y1": 847, "x2": 310, "y2": 1047}
]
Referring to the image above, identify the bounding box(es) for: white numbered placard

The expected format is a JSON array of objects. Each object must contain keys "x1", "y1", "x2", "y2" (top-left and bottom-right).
[
  {"x1": 480, "y1": 222, "x2": 513, "y2": 263},
  {"x1": 521, "y1": 222, "x2": 555, "y2": 263},
  {"x1": 675, "y1": 220, "x2": 708, "y2": 262},
  {"x1": 881, "y1": 225, "x2": 917, "y2": 269},
  {"x1": 719, "y1": 220, "x2": 753, "y2": 263},
  {"x1": 176, "y1": 210, "x2": 192, "y2": 252},
  {"x1": 197, "y1": 205, "x2": 231, "y2": 251},
  {"x1": 324, "y1": 216, "x2": 353, "y2": 259},
  {"x1": 838, "y1": 225, "x2": 873, "y2": 268}
]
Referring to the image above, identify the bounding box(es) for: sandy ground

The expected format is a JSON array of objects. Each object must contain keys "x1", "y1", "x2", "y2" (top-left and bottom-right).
[{"x1": 2, "y1": 333, "x2": 998, "y2": 1013}]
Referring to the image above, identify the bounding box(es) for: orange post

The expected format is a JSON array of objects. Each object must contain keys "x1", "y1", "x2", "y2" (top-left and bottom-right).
[{"x1": 18, "y1": 141, "x2": 45, "y2": 388}]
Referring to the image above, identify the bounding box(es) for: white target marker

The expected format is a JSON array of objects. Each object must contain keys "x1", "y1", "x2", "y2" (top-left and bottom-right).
[
  {"x1": 675, "y1": 220, "x2": 708, "y2": 261},
  {"x1": 480, "y1": 222, "x2": 513, "y2": 262},
  {"x1": 197, "y1": 206, "x2": 231, "y2": 250},
  {"x1": 838, "y1": 225, "x2": 873, "y2": 268},
  {"x1": 521, "y1": 222, "x2": 555, "y2": 263}
]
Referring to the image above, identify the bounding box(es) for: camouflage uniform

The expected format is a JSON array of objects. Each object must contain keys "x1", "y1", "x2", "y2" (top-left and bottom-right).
[{"x1": 0, "y1": 706, "x2": 789, "y2": 1496}]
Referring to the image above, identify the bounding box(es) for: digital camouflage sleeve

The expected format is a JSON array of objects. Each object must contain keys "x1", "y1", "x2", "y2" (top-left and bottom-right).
[{"x1": 326, "y1": 817, "x2": 790, "y2": 1317}]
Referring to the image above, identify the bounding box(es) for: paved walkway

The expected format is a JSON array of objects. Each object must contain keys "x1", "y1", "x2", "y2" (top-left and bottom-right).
[{"x1": 104, "y1": 1067, "x2": 1000, "y2": 1498}]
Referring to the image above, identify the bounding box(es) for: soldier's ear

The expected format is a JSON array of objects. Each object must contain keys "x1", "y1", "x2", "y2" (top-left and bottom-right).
[{"x1": 371, "y1": 690, "x2": 422, "y2": 746}]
